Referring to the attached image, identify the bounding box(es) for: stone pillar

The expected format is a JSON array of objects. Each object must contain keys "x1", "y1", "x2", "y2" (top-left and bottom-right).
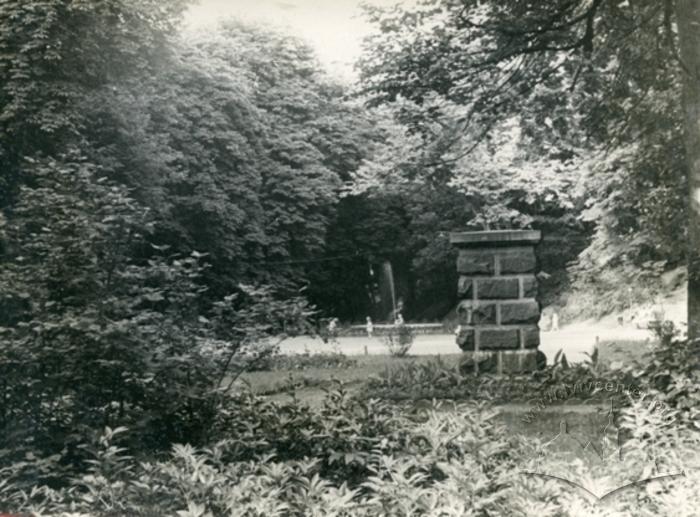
[{"x1": 449, "y1": 230, "x2": 542, "y2": 374}]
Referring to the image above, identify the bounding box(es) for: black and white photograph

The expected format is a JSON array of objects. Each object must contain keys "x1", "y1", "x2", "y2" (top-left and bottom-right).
[{"x1": 0, "y1": 0, "x2": 699, "y2": 515}]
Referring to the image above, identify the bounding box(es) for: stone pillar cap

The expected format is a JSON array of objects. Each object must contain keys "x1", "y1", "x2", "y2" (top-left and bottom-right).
[{"x1": 449, "y1": 230, "x2": 541, "y2": 247}]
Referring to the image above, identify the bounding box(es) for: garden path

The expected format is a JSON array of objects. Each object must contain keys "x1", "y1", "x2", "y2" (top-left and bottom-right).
[{"x1": 279, "y1": 323, "x2": 651, "y2": 364}]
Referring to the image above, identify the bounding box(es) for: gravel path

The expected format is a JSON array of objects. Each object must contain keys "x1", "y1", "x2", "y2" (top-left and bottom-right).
[
  {"x1": 280, "y1": 285, "x2": 683, "y2": 363},
  {"x1": 279, "y1": 324, "x2": 654, "y2": 364}
]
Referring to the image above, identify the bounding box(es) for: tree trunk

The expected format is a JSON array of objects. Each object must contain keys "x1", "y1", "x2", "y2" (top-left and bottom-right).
[{"x1": 676, "y1": 0, "x2": 700, "y2": 339}]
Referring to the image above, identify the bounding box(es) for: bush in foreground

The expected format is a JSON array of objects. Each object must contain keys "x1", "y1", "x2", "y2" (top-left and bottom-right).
[
  {"x1": 1, "y1": 388, "x2": 698, "y2": 517},
  {"x1": 0, "y1": 159, "x2": 314, "y2": 477}
]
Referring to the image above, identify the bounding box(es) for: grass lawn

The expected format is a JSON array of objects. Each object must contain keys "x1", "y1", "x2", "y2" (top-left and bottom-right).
[
  {"x1": 237, "y1": 353, "x2": 465, "y2": 398},
  {"x1": 232, "y1": 325, "x2": 657, "y2": 443},
  {"x1": 241, "y1": 333, "x2": 654, "y2": 399}
]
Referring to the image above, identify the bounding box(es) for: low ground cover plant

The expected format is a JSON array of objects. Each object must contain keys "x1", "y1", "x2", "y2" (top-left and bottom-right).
[
  {"x1": 628, "y1": 335, "x2": 700, "y2": 430},
  {"x1": 247, "y1": 352, "x2": 357, "y2": 372},
  {"x1": 360, "y1": 350, "x2": 621, "y2": 404},
  {"x1": 2, "y1": 388, "x2": 697, "y2": 516},
  {"x1": 1, "y1": 307, "x2": 696, "y2": 516}
]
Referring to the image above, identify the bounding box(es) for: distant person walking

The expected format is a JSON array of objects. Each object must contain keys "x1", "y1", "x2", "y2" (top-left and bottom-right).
[
  {"x1": 328, "y1": 318, "x2": 339, "y2": 340},
  {"x1": 551, "y1": 310, "x2": 559, "y2": 331},
  {"x1": 395, "y1": 313, "x2": 404, "y2": 325},
  {"x1": 365, "y1": 316, "x2": 374, "y2": 338}
]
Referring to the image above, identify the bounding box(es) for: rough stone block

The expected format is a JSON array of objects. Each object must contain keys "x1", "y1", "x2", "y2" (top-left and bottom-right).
[
  {"x1": 456, "y1": 329, "x2": 475, "y2": 351},
  {"x1": 460, "y1": 352, "x2": 498, "y2": 374},
  {"x1": 457, "y1": 250, "x2": 494, "y2": 275},
  {"x1": 500, "y1": 351, "x2": 539, "y2": 373},
  {"x1": 472, "y1": 303, "x2": 496, "y2": 325},
  {"x1": 521, "y1": 276, "x2": 538, "y2": 299},
  {"x1": 476, "y1": 278, "x2": 519, "y2": 299},
  {"x1": 520, "y1": 351, "x2": 541, "y2": 372},
  {"x1": 458, "y1": 301, "x2": 497, "y2": 325},
  {"x1": 500, "y1": 352, "x2": 521, "y2": 373},
  {"x1": 521, "y1": 326, "x2": 540, "y2": 349},
  {"x1": 498, "y1": 247, "x2": 536, "y2": 274},
  {"x1": 457, "y1": 302, "x2": 471, "y2": 325},
  {"x1": 500, "y1": 301, "x2": 540, "y2": 324},
  {"x1": 457, "y1": 276, "x2": 474, "y2": 298},
  {"x1": 479, "y1": 329, "x2": 519, "y2": 350}
]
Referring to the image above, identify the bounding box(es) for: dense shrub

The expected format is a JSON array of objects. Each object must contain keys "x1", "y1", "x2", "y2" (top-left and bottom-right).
[
  {"x1": 0, "y1": 158, "x2": 313, "y2": 478},
  {"x1": 383, "y1": 324, "x2": 415, "y2": 358},
  {"x1": 211, "y1": 387, "x2": 408, "y2": 485},
  {"x1": 629, "y1": 336, "x2": 700, "y2": 429},
  {"x1": 1, "y1": 389, "x2": 697, "y2": 516},
  {"x1": 0, "y1": 392, "x2": 523, "y2": 515}
]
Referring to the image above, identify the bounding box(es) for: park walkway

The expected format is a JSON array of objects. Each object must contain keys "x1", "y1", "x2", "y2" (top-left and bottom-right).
[{"x1": 280, "y1": 323, "x2": 653, "y2": 364}]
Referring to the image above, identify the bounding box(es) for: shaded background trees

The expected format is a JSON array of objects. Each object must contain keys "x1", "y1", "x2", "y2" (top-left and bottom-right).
[
  {"x1": 355, "y1": 0, "x2": 688, "y2": 317},
  {"x1": 1, "y1": 0, "x2": 690, "y2": 323}
]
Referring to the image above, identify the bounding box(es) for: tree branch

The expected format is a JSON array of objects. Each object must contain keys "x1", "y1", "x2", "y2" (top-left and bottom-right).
[{"x1": 459, "y1": 0, "x2": 597, "y2": 37}]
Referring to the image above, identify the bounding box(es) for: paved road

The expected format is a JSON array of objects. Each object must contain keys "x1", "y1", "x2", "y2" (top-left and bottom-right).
[
  {"x1": 538, "y1": 325, "x2": 651, "y2": 363},
  {"x1": 279, "y1": 324, "x2": 654, "y2": 364}
]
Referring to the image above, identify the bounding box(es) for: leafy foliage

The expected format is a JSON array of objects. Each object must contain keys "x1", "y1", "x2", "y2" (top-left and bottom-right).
[
  {"x1": 383, "y1": 323, "x2": 415, "y2": 357},
  {"x1": 0, "y1": 157, "x2": 313, "y2": 472},
  {"x1": 361, "y1": 351, "x2": 616, "y2": 404},
  {"x1": 248, "y1": 352, "x2": 358, "y2": 373},
  {"x1": 0, "y1": 3, "x2": 696, "y2": 514},
  {"x1": 75, "y1": 21, "x2": 375, "y2": 296},
  {"x1": 0, "y1": 0, "x2": 187, "y2": 206},
  {"x1": 356, "y1": 0, "x2": 687, "y2": 313},
  {"x1": 630, "y1": 336, "x2": 700, "y2": 430},
  {"x1": 2, "y1": 388, "x2": 698, "y2": 516}
]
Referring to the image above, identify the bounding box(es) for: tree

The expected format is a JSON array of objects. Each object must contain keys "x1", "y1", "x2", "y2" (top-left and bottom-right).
[
  {"x1": 0, "y1": 155, "x2": 215, "y2": 459},
  {"x1": 73, "y1": 20, "x2": 377, "y2": 298},
  {"x1": 676, "y1": 0, "x2": 700, "y2": 338},
  {"x1": 358, "y1": 0, "x2": 688, "y2": 316},
  {"x1": 78, "y1": 36, "x2": 269, "y2": 289},
  {"x1": 0, "y1": 0, "x2": 187, "y2": 207},
  {"x1": 207, "y1": 22, "x2": 368, "y2": 290},
  {"x1": 2, "y1": 6, "x2": 375, "y2": 469}
]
